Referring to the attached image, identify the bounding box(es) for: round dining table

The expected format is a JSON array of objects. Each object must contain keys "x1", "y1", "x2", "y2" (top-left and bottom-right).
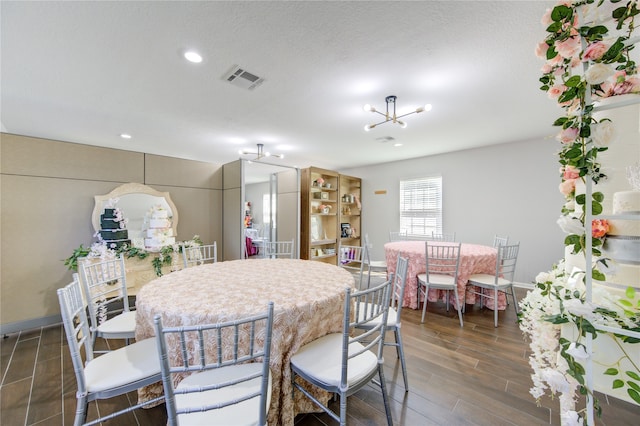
[
  {"x1": 135, "y1": 258, "x2": 355, "y2": 426},
  {"x1": 384, "y1": 240, "x2": 505, "y2": 310}
]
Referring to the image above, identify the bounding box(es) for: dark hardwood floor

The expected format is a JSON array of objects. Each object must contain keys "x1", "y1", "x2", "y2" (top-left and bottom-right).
[{"x1": 2, "y1": 285, "x2": 639, "y2": 425}]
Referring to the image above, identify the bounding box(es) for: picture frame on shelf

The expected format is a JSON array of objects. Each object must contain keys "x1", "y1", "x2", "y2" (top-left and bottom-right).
[{"x1": 341, "y1": 223, "x2": 351, "y2": 238}]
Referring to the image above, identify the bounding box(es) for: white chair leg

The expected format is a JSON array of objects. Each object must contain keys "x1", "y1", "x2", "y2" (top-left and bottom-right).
[
  {"x1": 494, "y1": 289, "x2": 499, "y2": 328},
  {"x1": 420, "y1": 283, "x2": 429, "y2": 323},
  {"x1": 452, "y1": 286, "x2": 463, "y2": 327},
  {"x1": 395, "y1": 329, "x2": 409, "y2": 391}
]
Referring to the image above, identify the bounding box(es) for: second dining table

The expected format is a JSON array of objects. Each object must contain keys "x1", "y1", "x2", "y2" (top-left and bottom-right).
[
  {"x1": 135, "y1": 258, "x2": 355, "y2": 426},
  {"x1": 384, "y1": 240, "x2": 506, "y2": 311}
]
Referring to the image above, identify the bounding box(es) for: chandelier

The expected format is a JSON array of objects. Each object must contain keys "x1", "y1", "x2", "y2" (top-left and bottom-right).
[
  {"x1": 363, "y1": 95, "x2": 432, "y2": 131},
  {"x1": 239, "y1": 143, "x2": 283, "y2": 160}
]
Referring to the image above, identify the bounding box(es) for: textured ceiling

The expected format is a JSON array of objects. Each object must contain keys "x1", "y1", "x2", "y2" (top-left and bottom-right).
[{"x1": 1, "y1": 0, "x2": 559, "y2": 171}]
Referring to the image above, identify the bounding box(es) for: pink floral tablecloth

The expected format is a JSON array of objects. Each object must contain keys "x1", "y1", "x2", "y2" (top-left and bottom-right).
[
  {"x1": 135, "y1": 258, "x2": 354, "y2": 426},
  {"x1": 384, "y1": 241, "x2": 505, "y2": 310}
]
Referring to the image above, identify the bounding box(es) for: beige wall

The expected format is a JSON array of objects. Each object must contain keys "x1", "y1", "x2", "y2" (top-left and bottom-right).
[{"x1": 0, "y1": 133, "x2": 223, "y2": 332}]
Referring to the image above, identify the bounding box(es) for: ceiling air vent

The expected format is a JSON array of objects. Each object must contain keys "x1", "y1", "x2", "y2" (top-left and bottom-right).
[{"x1": 222, "y1": 65, "x2": 265, "y2": 90}]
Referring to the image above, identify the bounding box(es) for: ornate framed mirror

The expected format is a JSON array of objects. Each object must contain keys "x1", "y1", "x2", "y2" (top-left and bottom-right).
[{"x1": 92, "y1": 182, "x2": 179, "y2": 240}]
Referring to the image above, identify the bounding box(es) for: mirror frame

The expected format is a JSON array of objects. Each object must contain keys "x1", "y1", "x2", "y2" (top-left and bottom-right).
[{"x1": 92, "y1": 182, "x2": 179, "y2": 237}]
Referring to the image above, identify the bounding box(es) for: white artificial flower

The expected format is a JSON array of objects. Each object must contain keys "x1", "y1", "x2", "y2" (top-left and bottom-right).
[
  {"x1": 542, "y1": 368, "x2": 571, "y2": 394},
  {"x1": 591, "y1": 120, "x2": 617, "y2": 148},
  {"x1": 557, "y1": 215, "x2": 584, "y2": 235},
  {"x1": 563, "y1": 298, "x2": 597, "y2": 320},
  {"x1": 566, "y1": 342, "x2": 590, "y2": 360},
  {"x1": 561, "y1": 410, "x2": 584, "y2": 426},
  {"x1": 564, "y1": 199, "x2": 575, "y2": 211},
  {"x1": 535, "y1": 271, "x2": 554, "y2": 284},
  {"x1": 585, "y1": 63, "x2": 614, "y2": 85}
]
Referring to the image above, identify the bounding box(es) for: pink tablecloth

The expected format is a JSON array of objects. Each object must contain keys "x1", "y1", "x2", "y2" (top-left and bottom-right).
[
  {"x1": 135, "y1": 258, "x2": 354, "y2": 426},
  {"x1": 384, "y1": 241, "x2": 505, "y2": 310}
]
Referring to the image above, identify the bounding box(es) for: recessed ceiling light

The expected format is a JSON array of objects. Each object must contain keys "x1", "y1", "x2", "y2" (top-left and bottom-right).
[
  {"x1": 120, "y1": 133, "x2": 132, "y2": 139},
  {"x1": 393, "y1": 143, "x2": 403, "y2": 147},
  {"x1": 184, "y1": 50, "x2": 203, "y2": 63}
]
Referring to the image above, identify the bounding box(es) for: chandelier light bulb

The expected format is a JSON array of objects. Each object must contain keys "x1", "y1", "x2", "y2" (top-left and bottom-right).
[
  {"x1": 398, "y1": 120, "x2": 407, "y2": 129},
  {"x1": 424, "y1": 104, "x2": 432, "y2": 112},
  {"x1": 363, "y1": 104, "x2": 374, "y2": 112},
  {"x1": 364, "y1": 124, "x2": 373, "y2": 131}
]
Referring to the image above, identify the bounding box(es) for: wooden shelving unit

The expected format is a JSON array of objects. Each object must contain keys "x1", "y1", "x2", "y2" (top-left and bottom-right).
[
  {"x1": 301, "y1": 167, "x2": 339, "y2": 264},
  {"x1": 338, "y1": 174, "x2": 362, "y2": 249},
  {"x1": 301, "y1": 168, "x2": 362, "y2": 265}
]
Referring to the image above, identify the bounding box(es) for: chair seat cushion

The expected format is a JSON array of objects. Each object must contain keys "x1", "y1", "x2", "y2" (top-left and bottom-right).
[
  {"x1": 417, "y1": 273, "x2": 456, "y2": 287},
  {"x1": 85, "y1": 337, "x2": 160, "y2": 393},
  {"x1": 467, "y1": 274, "x2": 512, "y2": 288},
  {"x1": 175, "y1": 363, "x2": 272, "y2": 426},
  {"x1": 96, "y1": 310, "x2": 136, "y2": 336},
  {"x1": 367, "y1": 260, "x2": 387, "y2": 270},
  {"x1": 290, "y1": 333, "x2": 377, "y2": 388}
]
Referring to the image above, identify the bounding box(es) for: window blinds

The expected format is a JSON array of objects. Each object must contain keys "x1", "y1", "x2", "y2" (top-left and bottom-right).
[{"x1": 399, "y1": 176, "x2": 442, "y2": 236}]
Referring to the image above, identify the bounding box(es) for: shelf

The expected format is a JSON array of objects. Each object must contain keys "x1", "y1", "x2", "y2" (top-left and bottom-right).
[
  {"x1": 310, "y1": 239, "x2": 336, "y2": 246},
  {"x1": 311, "y1": 253, "x2": 337, "y2": 260},
  {"x1": 312, "y1": 213, "x2": 336, "y2": 216}
]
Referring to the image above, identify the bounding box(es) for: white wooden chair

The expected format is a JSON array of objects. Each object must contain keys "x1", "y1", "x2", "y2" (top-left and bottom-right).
[
  {"x1": 154, "y1": 302, "x2": 274, "y2": 426},
  {"x1": 492, "y1": 235, "x2": 509, "y2": 247},
  {"x1": 262, "y1": 239, "x2": 295, "y2": 258},
  {"x1": 388, "y1": 230, "x2": 407, "y2": 241},
  {"x1": 356, "y1": 254, "x2": 410, "y2": 391},
  {"x1": 429, "y1": 231, "x2": 456, "y2": 242},
  {"x1": 362, "y1": 234, "x2": 387, "y2": 288},
  {"x1": 182, "y1": 242, "x2": 217, "y2": 267},
  {"x1": 290, "y1": 280, "x2": 393, "y2": 426},
  {"x1": 338, "y1": 244, "x2": 366, "y2": 289},
  {"x1": 417, "y1": 241, "x2": 463, "y2": 327},
  {"x1": 58, "y1": 276, "x2": 162, "y2": 426},
  {"x1": 465, "y1": 243, "x2": 520, "y2": 327},
  {"x1": 80, "y1": 256, "x2": 135, "y2": 351}
]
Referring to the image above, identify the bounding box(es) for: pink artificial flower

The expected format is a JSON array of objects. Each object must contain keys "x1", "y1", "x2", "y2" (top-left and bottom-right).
[
  {"x1": 548, "y1": 84, "x2": 567, "y2": 100},
  {"x1": 557, "y1": 127, "x2": 579, "y2": 144},
  {"x1": 541, "y1": 63, "x2": 554, "y2": 74},
  {"x1": 555, "y1": 37, "x2": 581, "y2": 60},
  {"x1": 592, "y1": 219, "x2": 610, "y2": 239},
  {"x1": 582, "y1": 41, "x2": 608, "y2": 62},
  {"x1": 562, "y1": 165, "x2": 580, "y2": 180},
  {"x1": 559, "y1": 179, "x2": 576, "y2": 197},
  {"x1": 536, "y1": 41, "x2": 549, "y2": 60},
  {"x1": 541, "y1": 8, "x2": 553, "y2": 26}
]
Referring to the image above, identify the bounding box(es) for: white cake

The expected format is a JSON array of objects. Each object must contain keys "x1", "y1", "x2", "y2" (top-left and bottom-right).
[{"x1": 144, "y1": 205, "x2": 175, "y2": 249}]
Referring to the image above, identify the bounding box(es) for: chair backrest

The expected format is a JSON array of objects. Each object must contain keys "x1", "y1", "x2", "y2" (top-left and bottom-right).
[
  {"x1": 424, "y1": 241, "x2": 462, "y2": 280},
  {"x1": 402, "y1": 233, "x2": 426, "y2": 241},
  {"x1": 430, "y1": 231, "x2": 456, "y2": 242},
  {"x1": 57, "y1": 276, "x2": 95, "y2": 394},
  {"x1": 391, "y1": 255, "x2": 409, "y2": 320},
  {"x1": 493, "y1": 235, "x2": 509, "y2": 247},
  {"x1": 80, "y1": 256, "x2": 130, "y2": 331},
  {"x1": 154, "y1": 302, "x2": 274, "y2": 425},
  {"x1": 493, "y1": 243, "x2": 520, "y2": 282},
  {"x1": 182, "y1": 242, "x2": 217, "y2": 267},
  {"x1": 389, "y1": 230, "x2": 407, "y2": 241},
  {"x1": 345, "y1": 279, "x2": 392, "y2": 386},
  {"x1": 262, "y1": 239, "x2": 294, "y2": 258}
]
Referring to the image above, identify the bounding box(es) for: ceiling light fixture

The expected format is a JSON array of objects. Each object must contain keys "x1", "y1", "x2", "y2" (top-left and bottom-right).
[
  {"x1": 363, "y1": 95, "x2": 431, "y2": 131},
  {"x1": 184, "y1": 50, "x2": 203, "y2": 63},
  {"x1": 120, "y1": 133, "x2": 132, "y2": 139},
  {"x1": 239, "y1": 143, "x2": 284, "y2": 161}
]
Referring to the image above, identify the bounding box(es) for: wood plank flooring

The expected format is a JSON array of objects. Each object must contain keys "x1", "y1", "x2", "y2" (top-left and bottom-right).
[{"x1": 2, "y1": 286, "x2": 639, "y2": 425}]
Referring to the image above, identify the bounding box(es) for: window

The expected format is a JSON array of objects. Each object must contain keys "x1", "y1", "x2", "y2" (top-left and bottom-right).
[{"x1": 399, "y1": 176, "x2": 442, "y2": 236}]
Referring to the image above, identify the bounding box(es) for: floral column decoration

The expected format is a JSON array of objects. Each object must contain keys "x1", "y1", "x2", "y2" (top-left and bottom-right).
[{"x1": 520, "y1": 1, "x2": 640, "y2": 424}]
